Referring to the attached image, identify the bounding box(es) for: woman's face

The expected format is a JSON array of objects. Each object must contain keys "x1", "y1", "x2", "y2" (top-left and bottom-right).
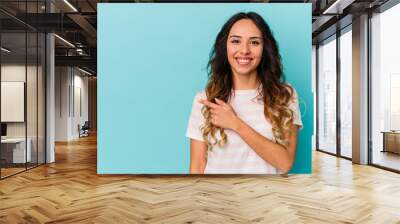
[{"x1": 226, "y1": 19, "x2": 263, "y2": 77}]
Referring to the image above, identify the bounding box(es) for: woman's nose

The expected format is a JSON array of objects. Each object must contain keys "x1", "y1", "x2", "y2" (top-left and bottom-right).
[{"x1": 240, "y1": 43, "x2": 250, "y2": 54}]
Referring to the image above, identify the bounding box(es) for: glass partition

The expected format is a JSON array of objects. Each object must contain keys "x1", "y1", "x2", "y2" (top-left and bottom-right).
[
  {"x1": 38, "y1": 32, "x2": 45, "y2": 165},
  {"x1": 1, "y1": 31, "x2": 28, "y2": 178},
  {"x1": 0, "y1": 1, "x2": 46, "y2": 179},
  {"x1": 317, "y1": 35, "x2": 337, "y2": 155},
  {"x1": 27, "y1": 31, "x2": 38, "y2": 169}
]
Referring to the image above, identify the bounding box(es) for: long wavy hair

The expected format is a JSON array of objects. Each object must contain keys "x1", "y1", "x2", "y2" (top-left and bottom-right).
[{"x1": 201, "y1": 12, "x2": 295, "y2": 149}]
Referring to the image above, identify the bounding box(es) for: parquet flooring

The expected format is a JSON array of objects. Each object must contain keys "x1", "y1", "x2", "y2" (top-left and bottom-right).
[
  {"x1": 1, "y1": 134, "x2": 400, "y2": 223},
  {"x1": 0, "y1": 167, "x2": 26, "y2": 178}
]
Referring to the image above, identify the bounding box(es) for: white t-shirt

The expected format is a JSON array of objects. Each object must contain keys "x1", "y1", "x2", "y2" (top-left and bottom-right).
[{"x1": 185, "y1": 86, "x2": 303, "y2": 174}]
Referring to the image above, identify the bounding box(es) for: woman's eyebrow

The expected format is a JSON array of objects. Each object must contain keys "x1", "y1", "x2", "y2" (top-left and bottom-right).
[
  {"x1": 228, "y1": 35, "x2": 242, "y2": 38},
  {"x1": 228, "y1": 35, "x2": 262, "y2": 39}
]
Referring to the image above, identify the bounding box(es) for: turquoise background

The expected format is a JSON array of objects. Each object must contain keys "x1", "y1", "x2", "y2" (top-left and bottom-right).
[{"x1": 98, "y1": 3, "x2": 312, "y2": 174}]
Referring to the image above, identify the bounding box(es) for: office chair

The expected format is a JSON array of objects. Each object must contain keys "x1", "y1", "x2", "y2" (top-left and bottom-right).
[{"x1": 79, "y1": 121, "x2": 90, "y2": 138}]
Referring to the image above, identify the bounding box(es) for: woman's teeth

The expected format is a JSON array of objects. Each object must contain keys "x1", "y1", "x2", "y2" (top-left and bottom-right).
[{"x1": 236, "y1": 58, "x2": 251, "y2": 65}]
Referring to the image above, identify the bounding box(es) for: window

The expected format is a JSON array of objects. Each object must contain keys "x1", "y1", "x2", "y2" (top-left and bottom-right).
[
  {"x1": 339, "y1": 28, "x2": 352, "y2": 158},
  {"x1": 371, "y1": 2, "x2": 400, "y2": 171},
  {"x1": 317, "y1": 35, "x2": 337, "y2": 154}
]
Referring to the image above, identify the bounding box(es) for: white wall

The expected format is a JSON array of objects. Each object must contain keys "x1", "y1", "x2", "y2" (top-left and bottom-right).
[
  {"x1": 55, "y1": 66, "x2": 69, "y2": 141},
  {"x1": 55, "y1": 67, "x2": 89, "y2": 141}
]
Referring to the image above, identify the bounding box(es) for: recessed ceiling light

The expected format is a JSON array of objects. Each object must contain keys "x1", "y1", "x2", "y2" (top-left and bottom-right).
[
  {"x1": 322, "y1": 0, "x2": 354, "y2": 15},
  {"x1": 78, "y1": 67, "x2": 93, "y2": 76},
  {"x1": 54, "y1": 34, "x2": 75, "y2": 48},
  {"x1": 1, "y1": 47, "x2": 11, "y2": 53},
  {"x1": 63, "y1": 0, "x2": 78, "y2": 12}
]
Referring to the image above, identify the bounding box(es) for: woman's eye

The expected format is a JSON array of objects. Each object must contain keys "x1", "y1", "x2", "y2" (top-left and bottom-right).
[
  {"x1": 251, "y1": 41, "x2": 260, "y2": 46},
  {"x1": 231, "y1": 39, "x2": 240, "y2": 44}
]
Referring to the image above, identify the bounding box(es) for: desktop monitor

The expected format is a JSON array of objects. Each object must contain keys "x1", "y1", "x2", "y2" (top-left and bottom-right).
[{"x1": 1, "y1": 123, "x2": 7, "y2": 137}]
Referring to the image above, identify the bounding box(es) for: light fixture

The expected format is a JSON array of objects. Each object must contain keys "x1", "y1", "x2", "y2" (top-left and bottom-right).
[
  {"x1": 76, "y1": 48, "x2": 85, "y2": 55},
  {"x1": 322, "y1": 0, "x2": 354, "y2": 15},
  {"x1": 54, "y1": 34, "x2": 75, "y2": 48},
  {"x1": 78, "y1": 67, "x2": 93, "y2": 76},
  {"x1": 1, "y1": 47, "x2": 11, "y2": 53},
  {"x1": 63, "y1": 0, "x2": 78, "y2": 12}
]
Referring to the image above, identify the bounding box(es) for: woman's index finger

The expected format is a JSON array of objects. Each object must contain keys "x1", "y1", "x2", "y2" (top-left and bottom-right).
[{"x1": 198, "y1": 99, "x2": 219, "y2": 109}]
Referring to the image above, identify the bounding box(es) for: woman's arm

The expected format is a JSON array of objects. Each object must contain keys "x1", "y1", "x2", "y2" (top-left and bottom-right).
[
  {"x1": 189, "y1": 139, "x2": 208, "y2": 174},
  {"x1": 234, "y1": 120, "x2": 299, "y2": 173},
  {"x1": 199, "y1": 98, "x2": 299, "y2": 173}
]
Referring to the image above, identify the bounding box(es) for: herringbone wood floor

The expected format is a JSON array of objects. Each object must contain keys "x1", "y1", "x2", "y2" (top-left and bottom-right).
[{"x1": 1, "y1": 134, "x2": 400, "y2": 224}]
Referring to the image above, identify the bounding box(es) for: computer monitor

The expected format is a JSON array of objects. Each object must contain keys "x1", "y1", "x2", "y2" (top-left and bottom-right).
[{"x1": 1, "y1": 123, "x2": 7, "y2": 137}]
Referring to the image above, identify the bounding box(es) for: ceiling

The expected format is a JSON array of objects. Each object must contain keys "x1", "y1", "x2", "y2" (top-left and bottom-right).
[{"x1": 0, "y1": 0, "x2": 393, "y2": 75}]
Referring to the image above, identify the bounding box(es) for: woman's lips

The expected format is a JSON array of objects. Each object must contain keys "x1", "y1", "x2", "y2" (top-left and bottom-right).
[{"x1": 235, "y1": 57, "x2": 252, "y2": 65}]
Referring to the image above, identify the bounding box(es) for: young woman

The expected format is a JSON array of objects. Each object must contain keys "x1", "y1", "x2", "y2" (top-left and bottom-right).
[{"x1": 186, "y1": 12, "x2": 303, "y2": 174}]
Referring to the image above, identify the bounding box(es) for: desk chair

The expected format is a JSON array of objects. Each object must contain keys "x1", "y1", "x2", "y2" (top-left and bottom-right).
[{"x1": 79, "y1": 121, "x2": 90, "y2": 138}]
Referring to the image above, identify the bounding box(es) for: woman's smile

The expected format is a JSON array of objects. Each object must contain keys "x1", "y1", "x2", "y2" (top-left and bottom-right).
[{"x1": 235, "y1": 56, "x2": 253, "y2": 65}]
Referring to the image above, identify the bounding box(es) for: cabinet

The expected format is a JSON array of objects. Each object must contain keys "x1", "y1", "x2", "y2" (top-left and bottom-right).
[{"x1": 382, "y1": 131, "x2": 400, "y2": 154}]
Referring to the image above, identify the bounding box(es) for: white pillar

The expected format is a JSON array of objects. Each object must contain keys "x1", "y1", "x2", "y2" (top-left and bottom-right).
[
  {"x1": 352, "y1": 14, "x2": 369, "y2": 164},
  {"x1": 46, "y1": 1, "x2": 55, "y2": 163},
  {"x1": 46, "y1": 33, "x2": 55, "y2": 163}
]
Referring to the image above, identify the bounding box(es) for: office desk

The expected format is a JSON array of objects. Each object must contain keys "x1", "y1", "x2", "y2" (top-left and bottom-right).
[
  {"x1": 381, "y1": 131, "x2": 400, "y2": 154},
  {"x1": 1, "y1": 138, "x2": 32, "y2": 163}
]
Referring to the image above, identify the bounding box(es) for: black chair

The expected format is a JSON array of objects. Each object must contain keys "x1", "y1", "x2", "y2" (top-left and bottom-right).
[{"x1": 79, "y1": 121, "x2": 90, "y2": 138}]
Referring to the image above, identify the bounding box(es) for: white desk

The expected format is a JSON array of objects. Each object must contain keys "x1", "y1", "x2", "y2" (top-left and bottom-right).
[{"x1": 1, "y1": 138, "x2": 32, "y2": 163}]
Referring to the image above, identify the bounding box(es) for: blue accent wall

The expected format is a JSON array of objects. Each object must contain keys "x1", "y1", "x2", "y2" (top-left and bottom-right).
[{"x1": 98, "y1": 3, "x2": 312, "y2": 174}]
